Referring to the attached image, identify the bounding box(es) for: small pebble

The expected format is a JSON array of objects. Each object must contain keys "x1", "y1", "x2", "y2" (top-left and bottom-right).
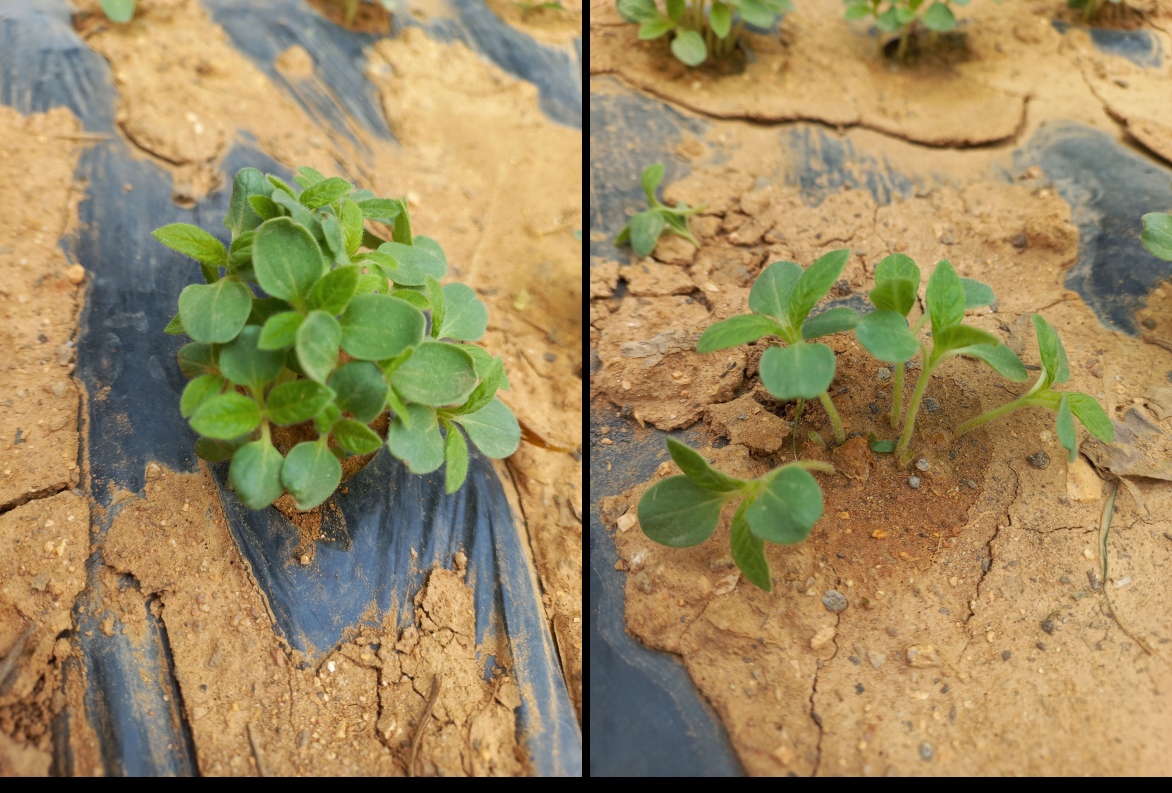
[
  {"x1": 920, "y1": 742, "x2": 934, "y2": 761},
  {"x1": 1002, "y1": 650, "x2": 1012, "y2": 661},
  {"x1": 1059, "y1": 574, "x2": 1072, "y2": 585},
  {"x1": 869, "y1": 402, "x2": 880, "y2": 414},
  {"x1": 877, "y1": 367, "x2": 891, "y2": 381},
  {"x1": 1041, "y1": 618, "x2": 1055, "y2": 635},
  {"x1": 1027, "y1": 450, "x2": 1050, "y2": 469},
  {"x1": 915, "y1": 458, "x2": 930, "y2": 472},
  {"x1": 543, "y1": 352, "x2": 556, "y2": 363},
  {"x1": 1036, "y1": 641, "x2": 1047, "y2": 651},
  {"x1": 922, "y1": 397, "x2": 941, "y2": 412},
  {"x1": 907, "y1": 475, "x2": 921, "y2": 489},
  {"x1": 821, "y1": 590, "x2": 848, "y2": 613},
  {"x1": 1011, "y1": 233, "x2": 1028, "y2": 249},
  {"x1": 962, "y1": 479, "x2": 978, "y2": 490}
]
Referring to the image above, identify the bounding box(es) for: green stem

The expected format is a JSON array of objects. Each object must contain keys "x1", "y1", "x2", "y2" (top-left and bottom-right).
[
  {"x1": 953, "y1": 394, "x2": 1036, "y2": 437},
  {"x1": 791, "y1": 397, "x2": 804, "y2": 459},
  {"x1": 896, "y1": 23, "x2": 911, "y2": 62},
  {"x1": 894, "y1": 360, "x2": 934, "y2": 465},
  {"x1": 786, "y1": 459, "x2": 835, "y2": 475},
  {"x1": 818, "y1": 391, "x2": 846, "y2": 446},
  {"x1": 726, "y1": 21, "x2": 743, "y2": 56},
  {"x1": 889, "y1": 362, "x2": 904, "y2": 429}
]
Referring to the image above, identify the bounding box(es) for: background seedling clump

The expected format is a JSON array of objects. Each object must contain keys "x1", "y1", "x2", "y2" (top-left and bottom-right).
[
  {"x1": 615, "y1": 163, "x2": 705, "y2": 257},
  {"x1": 616, "y1": 0, "x2": 793, "y2": 66},
  {"x1": 844, "y1": 0, "x2": 982, "y2": 60},
  {"x1": 155, "y1": 165, "x2": 520, "y2": 511}
]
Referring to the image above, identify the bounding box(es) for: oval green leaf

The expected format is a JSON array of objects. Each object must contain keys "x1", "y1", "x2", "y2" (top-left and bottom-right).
[
  {"x1": 801, "y1": 306, "x2": 859, "y2": 340},
  {"x1": 453, "y1": 397, "x2": 519, "y2": 459},
  {"x1": 266, "y1": 380, "x2": 335, "y2": 426},
  {"x1": 180, "y1": 373, "x2": 225, "y2": 419},
  {"x1": 730, "y1": 499, "x2": 771, "y2": 592},
  {"x1": 339, "y1": 293, "x2": 426, "y2": 360},
  {"x1": 387, "y1": 403, "x2": 444, "y2": 473},
  {"x1": 442, "y1": 422, "x2": 470, "y2": 494},
  {"x1": 1141, "y1": 212, "x2": 1172, "y2": 261},
  {"x1": 230, "y1": 439, "x2": 285, "y2": 510},
  {"x1": 329, "y1": 361, "x2": 388, "y2": 423},
  {"x1": 869, "y1": 277, "x2": 917, "y2": 317},
  {"x1": 1068, "y1": 392, "x2": 1113, "y2": 443},
  {"x1": 257, "y1": 311, "x2": 304, "y2": 350},
  {"x1": 759, "y1": 342, "x2": 836, "y2": 401},
  {"x1": 177, "y1": 279, "x2": 253, "y2": 344},
  {"x1": 637, "y1": 475, "x2": 728, "y2": 547},
  {"x1": 789, "y1": 249, "x2": 849, "y2": 330},
  {"x1": 628, "y1": 210, "x2": 665, "y2": 258},
  {"x1": 665, "y1": 437, "x2": 745, "y2": 492},
  {"x1": 280, "y1": 441, "x2": 342, "y2": 511},
  {"x1": 296, "y1": 310, "x2": 341, "y2": 383},
  {"x1": 438, "y1": 283, "x2": 488, "y2": 341},
  {"x1": 855, "y1": 310, "x2": 919, "y2": 363},
  {"x1": 152, "y1": 223, "x2": 228, "y2": 266},
  {"x1": 959, "y1": 342, "x2": 1028, "y2": 382},
  {"x1": 960, "y1": 277, "x2": 995, "y2": 309},
  {"x1": 1056, "y1": 393, "x2": 1077, "y2": 463},
  {"x1": 178, "y1": 342, "x2": 218, "y2": 378},
  {"x1": 252, "y1": 217, "x2": 325, "y2": 307},
  {"x1": 299, "y1": 177, "x2": 352, "y2": 210},
  {"x1": 309, "y1": 264, "x2": 359, "y2": 315},
  {"x1": 376, "y1": 242, "x2": 446, "y2": 286},
  {"x1": 392, "y1": 342, "x2": 478, "y2": 407},
  {"x1": 218, "y1": 325, "x2": 286, "y2": 390},
  {"x1": 925, "y1": 260, "x2": 965, "y2": 332},
  {"x1": 190, "y1": 393, "x2": 261, "y2": 440},
  {"x1": 748, "y1": 260, "x2": 802, "y2": 329},
  {"x1": 332, "y1": 418, "x2": 382, "y2": 455},
  {"x1": 875, "y1": 253, "x2": 920, "y2": 289},
  {"x1": 744, "y1": 466, "x2": 824, "y2": 544},
  {"x1": 696, "y1": 314, "x2": 782, "y2": 353},
  {"x1": 669, "y1": 29, "x2": 707, "y2": 66},
  {"x1": 1031, "y1": 313, "x2": 1070, "y2": 388}
]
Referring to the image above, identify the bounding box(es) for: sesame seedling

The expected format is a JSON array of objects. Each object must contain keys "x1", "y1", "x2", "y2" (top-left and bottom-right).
[
  {"x1": 637, "y1": 437, "x2": 832, "y2": 591},
  {"x1": 615, "y1": 163, "x2": 706, "y2": 258},
  {"x1": 616, "y1": 0, "x2": 793, "y2": 67},
  {"x1": 1067, "y1": 0, "x2": 1122, "y2": 23},
  {"x1": 697, "y1": 250, "x2": 859, "y2": 444},
  {"x1": 100, "y1": 0, "x2": 135, "y2": 23},
  {"x1": 953, "y1": 315, "x2": 1113, "y2": 460},
  {"x1": 843, "y1": 0, "x2": 970, "y2": 60},
  {"x1": 854, "y1": 257, "x2": 1023, "y2": 464},
  {"x1": 155, "y1": 165, "x2": 519, "y2": 511},
  {"x1": 513, "y1": 0, "x2": 567, "y2": 20},
  {"x1": 1141, "y1": 195, "x2": 1172, "y2": 262}
]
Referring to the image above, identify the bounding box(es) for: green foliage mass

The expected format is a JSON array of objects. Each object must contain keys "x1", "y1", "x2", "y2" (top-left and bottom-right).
[{"x1": 617, "y1": 0, "x2": 793, "y2": 67}]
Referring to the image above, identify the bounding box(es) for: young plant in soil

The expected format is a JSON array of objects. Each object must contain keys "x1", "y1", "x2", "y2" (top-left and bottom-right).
[
  {"x1": 697, "y1": 249, "x2": 859, "y2": 444},
  {"x1": 953, "y1": 315, "x2": 1114, "y2": 460},
  {"x1": 843, "y1": 0, "x2": 968, "y2": 60},
  {"x1": 1142, "y1": 200, "x2": 1172, "y2": 263},
  {"x1": 514, "y1": 0, "x2": 567, "y2": 20},
  {"x1": 637, "y1": 438, "x2": 832, "y2": 591},
  {"x1": 1067, "y1": 0, "x2": 1121, "y2": 23},
  {"x1": 615, "y1": 163, "x2": 706, "y2": 257},
  {"x1": 854, "y1": 257, "x2": 1023, "y2": 464},
  {"x1": 616, "y1": 0, "x2": 793, "y2": 66},
  {"x1": 155, "y1": 165, "x2": 520, "y2": 511},
  {"x1": 100, "y1": 0, "x2": 136, "y2": 23}
]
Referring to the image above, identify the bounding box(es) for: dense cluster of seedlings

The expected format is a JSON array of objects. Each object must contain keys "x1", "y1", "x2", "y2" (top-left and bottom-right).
[
  {"x1": 616, "y1": 0, "x2": 793, "y2": 66},
  {"x1": 155, "y1": 166, "x2": 519, "y2": 511}
]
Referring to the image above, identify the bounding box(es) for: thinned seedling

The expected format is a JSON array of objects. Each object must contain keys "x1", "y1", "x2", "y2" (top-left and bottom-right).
[
  {"x1": 954, "y1": 315, "x2": 1114, "y2": 460},
  {"x1": 637, "y1": 438, "x2": 832, "y2": 591},
  {"x1": 697, "y1": 249, "x2": 859, "y2": 444},
  {"x1": 615, "y1": 163, "x2": 706, "y2": 258}
]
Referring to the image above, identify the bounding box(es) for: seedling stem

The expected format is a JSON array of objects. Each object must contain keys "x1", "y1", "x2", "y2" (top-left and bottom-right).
[{"x1": 818, "y1": 391, "x2": 847, "y2": 445}]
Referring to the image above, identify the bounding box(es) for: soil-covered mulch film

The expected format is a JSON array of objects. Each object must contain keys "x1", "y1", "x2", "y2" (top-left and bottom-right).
[
  {"x1": 1, "y1": 0, "x2": 581, "y2": 778},
  {"x1": 591, "y1": 0, "x2": 1172, "y2": 777}
]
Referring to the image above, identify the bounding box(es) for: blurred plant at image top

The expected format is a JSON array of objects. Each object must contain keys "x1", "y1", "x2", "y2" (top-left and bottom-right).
[
  {"x1": 843, "y1": 0, "x2": 994, "y2": 61},
  {"x1": 616, "y1": 0, "x2": 794, "y2": 66}
]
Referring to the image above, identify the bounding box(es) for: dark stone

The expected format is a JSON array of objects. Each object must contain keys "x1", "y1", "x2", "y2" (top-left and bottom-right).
[
  {"x1": 1041, "y1": 618, "x2": 1055, "y2": 634},
  {"x1": 1027, "y1": 450, "x2": 1051, "y2": 469},
  {"x1": 923, "y1": 397, "x2": 941, "y2": 412},
  {"x1": 1011, "y1": 233, "x2": 1028, "y2": 249},
  {"x1": 1002, "y1": 650, "x2": 1012, "y2": 661}
]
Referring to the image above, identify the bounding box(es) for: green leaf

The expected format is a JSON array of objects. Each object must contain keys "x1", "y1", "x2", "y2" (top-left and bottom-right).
[
  {"x1": 309, "y1": 264, "x2": 359, "y2": 315},
  {"x1": 1056, "y1": 393, "x2": 1077, "y2": 463},
  {"x1": 801, "y1": 306, "x2": 859, "y2": 340},
  {"x1": 425, "y1": 275, "x2": 446, "y2": 339},
  {"x1": 177, "y1": 279, "x2": 253, "y2": 344},
  {"x1": 874, "y1": 253, "x2": 920, "y2": 291},
  {"x1": 730, "y1": 498, "x2": 771, "y2": 592},
  {"x1": 869, "y1": 277, "x2": 917, "y2": 317},
  {"x1": 153, "y1": 223, "x2": 228, "y2": 266},
  {"x1": 709, "y1": 1, "x2": 732, "y2": 36},
  {"x1": 926, "y1": 260, "x2": 965, "y2": 332},
  {"x1": 248, "y1": 194, "x2": 281, "y2": 221},
  {"x1": 329, "y1": 362, "x2": 388, "y2": 423},
  {"x1": 442, "y1": 421, "x2": 470, "y2": 494},
  {"x1": 665, "y1": 0, "x2": 685, "y2": 20},
  {"x1": 178, "y1": 342, "x2": 217, "y2": 378},
  {"x1": 749, "y1": 260, "x2": 803, "y2": 329},
  {"x1": 1031, "y1": 314, "x2": 1070, "y2": 388},
  {"x1": 295, "y1": 166, "x2": 325, "y2": 188},
  {"x1": 376, "y1": 242, "x2": 446, "y2": 286},
  {"x1": 357, "y1": 198, "x2": 402, "y2": 224},
  {"x1": 637, "y1": 475, "x2": 729, "y2": 547},
  {"x1": 921, "y1": 2, "x2": 956, "y2": 31},
  {"x1": 959, "y1": 343, "x2": 1028, "y2": 382},
  {"x1": 737, "y1": 0, "x2": 776, "y2": 27},
  {"x1": 869, "y1": 439, "x2": 896, "y2": 453},
  {"x1": 194, "y1": 435, "x2": 248, "y2": 463},
  {"x1": 229, "y1": 439, "x2": 285, "y2": 509},
  {"x1": 628, "y1": 210, "x2": 665, "y2": 258},
  {"x1": 960, "y1": 278, "x2": 995, "y2": 309},
  {"x1": 855, "y1": 309, "x2": 919, "y2": 363},
  {"x1": 931, "y1": 324, "x2": 999, "y2": 362},
  {"x1": 320, "y1": 214, "x2": 350, "y2": 267},
  {"x1": 257, "y1": 311, "x2": 304, "y2": 350},
  {"x1": 180, "y1": 373, "x2": 225, "y2": 419},
  {"x1": 164, "y1": 313, "x2": 185, "y2": 335},
  {"x1": 759, "y1": 342, "x2": 836, "y2": 400},
  {"x1": 315, "y1": 402, "x2": 341, "y2": 434},
  {"x1": 876, "y1": 6, "x2": 901, "y2": 32},
  {"x1": 792, "y1": 250, "x2": 848, "y2": 327},
  {"x1": 252, "y1": 217, "x2": 325, "y2": 308},
  {"x1": 295, "y1": 310, "x2": 341, "y2": 383},
  {"x1": 844, "y1": 4, "x2": 872, "y2": 19},
  {"x1": 388, "y1": 403, "x2": 444, "y2": 473},
  {"x1": 670, "y1": 29, "x2": 707, "y2": 66},
  {"x1": 1068, "y1": 392, "x2": 1113, "y2": 443},
  {"x1": 665, "y1": 437, "x2": 745, "y2": 492},
  {"x1": 341, "y1": 199, "x2": 365, "y2": 257},
  {"x1": 356, "y1": 272, "x2": 384, "y2": 295},
  {"x1": 299, "y1": 177, "x2": 352, "y2": 210},
  {"x1": 392, "y1": 200, "x2": 413, "y2": 246},
  {"x1": 225, "y1": 167, "x2": 272, "y2": 235},
  {"x1": 392, "y1": 341, "x2": 478, "y2": 406},
  {"x1": 454, "y1": 397, "x2": 519, "y2": 458},
  {"x1": 453, "y1": 354, "x2": 504, "y2": 416},
  {"x1": 339, "y1": 293, "x2": 426, "y2": 360},
  {"x1": 281, "y1": 440, "x2": 342, "y2": 510},
  {"x1": 696, "y1": 314, "x2": 783, "y2": 352},
  {"x1": 640, "y1": 164, "x2": 665, "y2": 207},
  {"x1": 219, "y1": 325, "x2": 286, "y2": 390},
  {"x1": 438, "y1": 283, "x2": 488, "y2": 341},
  {"x1": 247, "y1": 296, "x2": 290, "y2": 326},
  {"x1": 1141, "y1": 212, "x2": 1172, "y2": 261},
  {"x1": 638, "y1": 16, "x2": 674, "y2": 38},
  {"x1": 386, "y1": 386, "x2": 410, "y2": 428},
  {"x1": 100, "y1": 0, "x2": 135, "y2": 23},
  {"x1": 229, "y1": 231, "x2": 257, "y2": 270},
  {"x1": 190, "y1": 393, "x2": 261, "y2": 440},
  {"x1": 744, "y1": 466, "x2": 823, "y2": 544},
  {"x1": 617, "y1": 0, "x2": 660, "y2": 22},
  {"x1": 332, "y1": 418, "x2": 382, "y2": 455},
  {"x1": 895, "y1": 5, "x2": 916, "y2": 23},
  {"x1": 270, "y1": 188, "x2": 318, "y2": 232},
  {"x1": 266, "y1": 380, "x2": 335, "y2": 426},
  {"x1": 391, "y1": 285, "x2": 429, "y2": 310}
]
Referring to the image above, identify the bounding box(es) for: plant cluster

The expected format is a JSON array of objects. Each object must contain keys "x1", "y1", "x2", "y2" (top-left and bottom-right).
[
  {"x1": 615, "y1": 164, "x2": 705, "y2": 257},
  {"x1": 616, "y1": 0, "x2": 793, "y2": 66},
  {"x1": 155, "y1": 166, "x2": 520, "y2": 512},
  {"x1": 843, "y1": 0, "x2": 972, "y2": 60},
  {"x1": 636, "y1": 251, "x2": 1113, "y2": 591}
]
